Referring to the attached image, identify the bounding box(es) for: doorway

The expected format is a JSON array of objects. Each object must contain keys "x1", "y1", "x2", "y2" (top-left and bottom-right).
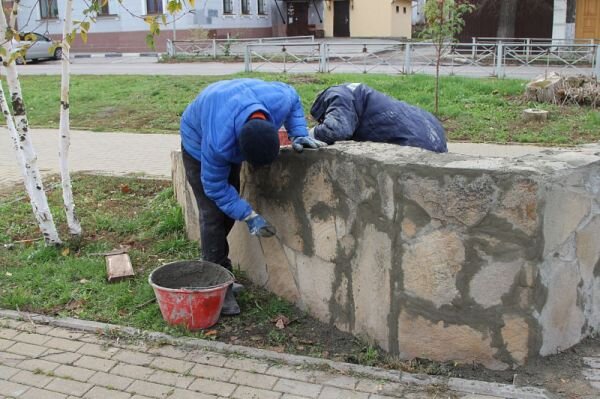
[
  {"x1": 576, "y1": 0, "x2": 600, "y2": 39},
  {"x1": 333, "y1": 0, "x2": 350, "y2": 37},
  {"x1": 287, "y1": 2, "x2": 310, "y2": 36}
]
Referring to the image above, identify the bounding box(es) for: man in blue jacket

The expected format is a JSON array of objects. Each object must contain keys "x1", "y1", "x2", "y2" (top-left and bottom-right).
[
  {"x1": 310, "y1": 83, "x2": 447, "y2": 153},
  {"x1": 181, "y1": 78, "x2": 325, "y2": 316}
]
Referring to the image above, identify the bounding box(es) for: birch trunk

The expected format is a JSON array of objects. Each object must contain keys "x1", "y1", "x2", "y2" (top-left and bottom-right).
[
  {"x1": 0, "y1": 9, "x2": 61, "y2": 245},
  {"x1": 59, "y1": 0, "x2": 82, "y2": 236}
]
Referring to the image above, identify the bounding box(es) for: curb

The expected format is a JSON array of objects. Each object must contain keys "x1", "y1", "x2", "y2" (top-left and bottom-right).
[
  {"x1": 0, "y1": 309, "x2": 553, "y2": 399},
  {"x1": 72, "y1": 52, "x2": 160, "y2": 59}
]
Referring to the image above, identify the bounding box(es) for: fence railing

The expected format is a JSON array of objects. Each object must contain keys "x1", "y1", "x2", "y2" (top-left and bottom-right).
[
  {"x1": 166, "y1": 36, "x2": 314, "y2": 58},
  {"x1": 243, "y1": 41, "x2": 600, "y2": 78}
]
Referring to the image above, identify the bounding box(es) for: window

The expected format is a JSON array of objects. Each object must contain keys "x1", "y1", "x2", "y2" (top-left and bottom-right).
[
  {"x1": 146, "y1": 0, "x2": 163, "y2": 15},
  {"x1": 257, "y1": 0, "x2": 266, "y2": 15},
  {"x1": 98, "y1": 0, "x2": 111, "y2": 16},
  {"x1": 40, "y1": 0, "x2": 58, "y2": 19},
  {"x1": 223, "y1": 0, "x2": 233, "y2": 14},
  {"x1": 241, "y1": 0, "x2": 250, "y2": 15}
]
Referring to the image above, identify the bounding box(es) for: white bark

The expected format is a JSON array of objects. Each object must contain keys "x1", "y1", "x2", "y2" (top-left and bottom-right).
[
  {"x1": 59, "y1": 0, "x2": 82, "y2": 236},
  {"x1": 0, "y1": 9, "x2": 61, "y2": 245}
]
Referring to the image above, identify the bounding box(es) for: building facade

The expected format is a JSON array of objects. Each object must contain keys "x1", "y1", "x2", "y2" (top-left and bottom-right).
[{"x1": 15, "y1": 0, "x2": 275, "y2": 52}]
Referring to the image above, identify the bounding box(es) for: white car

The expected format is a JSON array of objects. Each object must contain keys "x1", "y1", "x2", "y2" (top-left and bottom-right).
[{"x1": 13, "y1": 32, "x2": 62, "y2": 64}]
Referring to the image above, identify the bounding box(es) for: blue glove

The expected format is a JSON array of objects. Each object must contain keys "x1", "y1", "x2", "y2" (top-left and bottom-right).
[
  {"x1": 245, "y1": 212, "x2": 276, "y2": 237},
  {"x1": 291, "y1": 136, "x2": 327, "y2": 153}
]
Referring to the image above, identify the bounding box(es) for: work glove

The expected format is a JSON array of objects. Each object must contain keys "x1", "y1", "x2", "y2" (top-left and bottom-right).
[
  {"x1": 244, "y1": 212, "x2": 276, "y2": 237},
  {"x1": 291, "y1": 136, "x2": 327, "y2": 153}
]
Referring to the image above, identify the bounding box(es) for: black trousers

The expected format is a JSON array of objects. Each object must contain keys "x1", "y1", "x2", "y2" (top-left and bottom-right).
[{"x1": 182, "y1": 147, "x2": 241, "y2": 271}]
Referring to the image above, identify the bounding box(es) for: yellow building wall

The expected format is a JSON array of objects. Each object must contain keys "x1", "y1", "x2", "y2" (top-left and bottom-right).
[
  {"x1": 391, "y1": 0, "x2": 412, "y2": 38},
  {"x1": 350, "y1": 0, "x2": 391, "y2": 37},
  {"x1": 322, "y1": 0, "x2": 412, "y2": 38}
]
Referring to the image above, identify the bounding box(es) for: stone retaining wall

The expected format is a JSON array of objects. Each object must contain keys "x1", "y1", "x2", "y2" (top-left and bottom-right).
[{"x1": 172, "y1": 143, "x2": 600, "y2": 369}]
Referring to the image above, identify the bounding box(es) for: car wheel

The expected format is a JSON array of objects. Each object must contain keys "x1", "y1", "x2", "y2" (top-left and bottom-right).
[{"x1": 54, "y1": 47, "x2": 63, "y2": 60}]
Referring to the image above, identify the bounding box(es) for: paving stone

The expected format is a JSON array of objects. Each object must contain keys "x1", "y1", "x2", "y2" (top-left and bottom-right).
[
  {"x1": 318, "y1": 386, "x2": 368, "y2": 399},
  {"x1": 46, "y1": 329, "x2": 83, "y2": 340},
  {"x1": 148, "y1": 369, "x2": 195, "y2": 389},
  {"x1": 190, "y1": 363, "x2": 235, "y2": 382},
  {"x1": 74, "y1": 355, "x2": 117, "y2": 372},
  {"x1": 6, "y1": 342, "x2": 47, "y2": 357},
  {"x1": 88, "y1": 371, "x2": 134, "y2": 391},
  {"x1": 0, "y1": 365, "x2": 19, "y2": 379},
  {"x1": 318, "y1": 375, "x2": 359, "y2": 390},
  {"x1": 186, "y1": 351, "x2": 229, "y2": 367},
  {"x1": 0, "y1": 339, "x2": 13, "y2": 351},
  {"x1": 188, "y1": 377, "x2": 237, "y2": 397},
  {"x1": 230, "y1": 370, "x2": 277, "y2": 389},
  {"x1": 368, "y1": 395, "x2": 399, "y2": 399},
  {"x1": 168, "y1": 388, "x2": 217, "y2": 399},
  {"x1": 583, "y1": 357, "x2": 600, "y2": 368},
  {"x1": 460, "y1": 395, "x2": 504, "y2": 399},
  {"x1": 20, "y1": 387, "x2": 67, "y2": 399},
  {"x1": 126, "y1": 380, "x2": 176, "y2": 398},
  {"x1": 54, "y1": 364, "x2": 96, "y2": 382},
  {"x1": 232, "y1": 385, "x2": 282, "y2": 399},
  {"x1": 77, "y1": 343, "x2": 120, "y2": 359},
  {"x1": 583, "y1": 368, "x2": 600, "y2": 381},
  {"x1": 17, "y1": 358, "x2": 60, "y2": 374},
  {"x1": 45, "y1": 377, "x2": 93, "y2": 396},
  {"x1": 112, "y1": 350, "x2": 154, "y2": 366},
  {"x1": 281, "y1": 395, "x2": 312, "y2": 399},
  {"x1": 146, "y1": 346, "x2": 187, "y2": 359},
  {"x1": 0, "y1": 328, "x2": 19, "y2": 340},
  {"x1": 224, "y1": 358, "x2": 270, "y2": 374},
  {"x1": 266, "y1": 366, "x2": 317, "y2": 383},
  {"x1": 0, "y1": 379, "x2": 28, "y2": 396},
  {"x1": 150, "y1": 356, "x2": 194, "y2": 374},
  {"x1": 41, "y1": 349, "x2": 82, "y2": 364},
  {"x1": 355, "y1": 380, "x2": 406, "y2": 396},
  {"x1": 0, "y1": 319, "x2": 26, "y2": 330},
  {"x1": 111, "y1": 363, "x2": 154, "y2": 380},
  {"x1": 14, "y1": 332, "x2": 51, "y2": 346},
  {"x1": 45, "y1": 338, "x2": 84, "y2": 352},
  {"x1": 273, "y1": 379, "x2": 322, "y2": 398},
  {"x1": 10, "y1": 369, "x2": 54, "y2": 388},
  {"x1": 130, "y1": 396, "x2": 156, "y2": 399},
  {"x1": 84, "y1": 386, "x2": 132, "y2": 399}
]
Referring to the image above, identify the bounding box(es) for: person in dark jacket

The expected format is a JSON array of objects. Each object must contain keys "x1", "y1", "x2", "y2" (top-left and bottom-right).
[
  {"x1": 309, "y1": 83, "x2": 447, "y2": 153},
  {"x1": 180, "y1": 78, "x2": 325, "y2": 316}
]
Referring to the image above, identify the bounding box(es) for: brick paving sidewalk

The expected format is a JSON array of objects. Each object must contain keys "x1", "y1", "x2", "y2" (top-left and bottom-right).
[{"x1": 0, "y1": 312, "x2": 551, "y2": 399}]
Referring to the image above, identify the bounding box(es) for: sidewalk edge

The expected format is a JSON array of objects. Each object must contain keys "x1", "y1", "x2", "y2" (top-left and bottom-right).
[{"x1": 0, "y1": 308, "x2": 554, "y2": 399}]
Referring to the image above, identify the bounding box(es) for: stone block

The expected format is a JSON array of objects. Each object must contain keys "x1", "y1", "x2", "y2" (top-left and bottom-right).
[
  {"x1": 172, "y1": 143, "x2": 600, "y2": 369},
  {"x1": 171, "y1": 150, "x2": 200, "y2": 242}
]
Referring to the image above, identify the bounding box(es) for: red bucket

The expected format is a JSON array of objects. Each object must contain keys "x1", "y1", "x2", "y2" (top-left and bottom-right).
[{"x1": 148, "y1": 261, "x2": 234, "y2": 330}]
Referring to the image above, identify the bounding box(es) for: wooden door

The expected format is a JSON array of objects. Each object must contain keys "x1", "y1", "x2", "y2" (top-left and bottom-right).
[
  {"x1": 576, "y1": 0, "x2": 600, "y2": 39},
  {"x1": 287, "y1": 2, "x2": 310, "y2": 36},
  {"x1": 334, "y1": 1, "x2": 350, "y2": 37}
]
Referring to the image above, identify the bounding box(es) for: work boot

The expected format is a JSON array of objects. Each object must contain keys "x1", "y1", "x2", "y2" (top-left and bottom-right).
[
  {"x1": 232, "y1": 282, "x2": 245, "y2": 295},
  {"x1": 221, "y1": 285, "x2": 240, "y2": 316}
]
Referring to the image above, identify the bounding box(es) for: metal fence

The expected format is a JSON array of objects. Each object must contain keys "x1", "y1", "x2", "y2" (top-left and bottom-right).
[
  {"x1": 166, "y1": 36, "x2": 314, "y2": 58},
  {"x1": 243, "y1": 41, "x2": 600, "y2": 78}
]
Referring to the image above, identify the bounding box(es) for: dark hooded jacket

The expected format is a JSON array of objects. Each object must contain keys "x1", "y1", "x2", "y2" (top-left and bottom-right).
[{"x1": 310, "y1": 83, "x2": 447, "y2": 153}]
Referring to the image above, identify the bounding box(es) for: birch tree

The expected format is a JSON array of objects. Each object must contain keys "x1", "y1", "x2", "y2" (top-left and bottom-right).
[
  {"x1": 58, "y1": 0, "x2": 82, "y2": 236},
  {"x1": 0, "y1": 4, "x2": 62, "y2": 245}
]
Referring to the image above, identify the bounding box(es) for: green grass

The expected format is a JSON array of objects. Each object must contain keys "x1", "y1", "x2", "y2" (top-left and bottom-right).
[
  {"x1": 0, "y1": 175, "x2": 379, "y2": 362},
  {"x1": 6, "y1": 73, "x2": 599, "y2": 144}
]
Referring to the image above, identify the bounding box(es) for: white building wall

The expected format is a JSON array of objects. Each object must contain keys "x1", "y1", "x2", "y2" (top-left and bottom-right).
[
  {"x1": 16, "y1": 0, "x2": 273, "y2": 35},
  {"x1": 552, "y1": 0, "x2": 568, "y2": 42}
]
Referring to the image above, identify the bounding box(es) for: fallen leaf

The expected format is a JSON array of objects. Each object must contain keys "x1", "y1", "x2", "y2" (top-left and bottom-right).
[
  {"x1": 272, "y1": 314, "x2": 290, "y2": 329},
  {"x1": 205, "y1": 330, "x2": 218, "y2": 337},
  {"x1": 61, "y1": 248, "x2": 70, "y2": 256},
  {"x1": 5, "y1": 272, "x2": 12, "y2": 277},
  {"x1": 271, "y1": 346, "x2": 285, "y2": 353},
  {"x1": 120, "y1": 184, "x2": 131, "y2": 194},
  {"x1": 250, "y1": 335, "x2": 262, "y2": 341},
  {"x1": 79, "y1": 279, "x2": 89, "y2": 284},
  {"x1": 296, "y1": 345, "x2": 305, "y2": 351}
]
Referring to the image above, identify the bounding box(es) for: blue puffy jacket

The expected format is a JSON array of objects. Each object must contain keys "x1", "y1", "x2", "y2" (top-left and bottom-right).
[
  {"x1": 310, "y1": 83, "x2": 447, "y2": 153},
  {"x1": 181, "y1": 78, "x2": 309, "y2": 221}
]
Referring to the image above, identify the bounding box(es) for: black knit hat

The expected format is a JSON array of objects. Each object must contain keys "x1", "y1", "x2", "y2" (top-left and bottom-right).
[{"x1": 239, "y1": 119, "x2": 279, "y2": 166}]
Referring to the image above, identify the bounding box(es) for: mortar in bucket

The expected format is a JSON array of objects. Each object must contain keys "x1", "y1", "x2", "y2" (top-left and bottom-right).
[{"x1": 148, "y1": 260, "x2": 234, "y2": 330}]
